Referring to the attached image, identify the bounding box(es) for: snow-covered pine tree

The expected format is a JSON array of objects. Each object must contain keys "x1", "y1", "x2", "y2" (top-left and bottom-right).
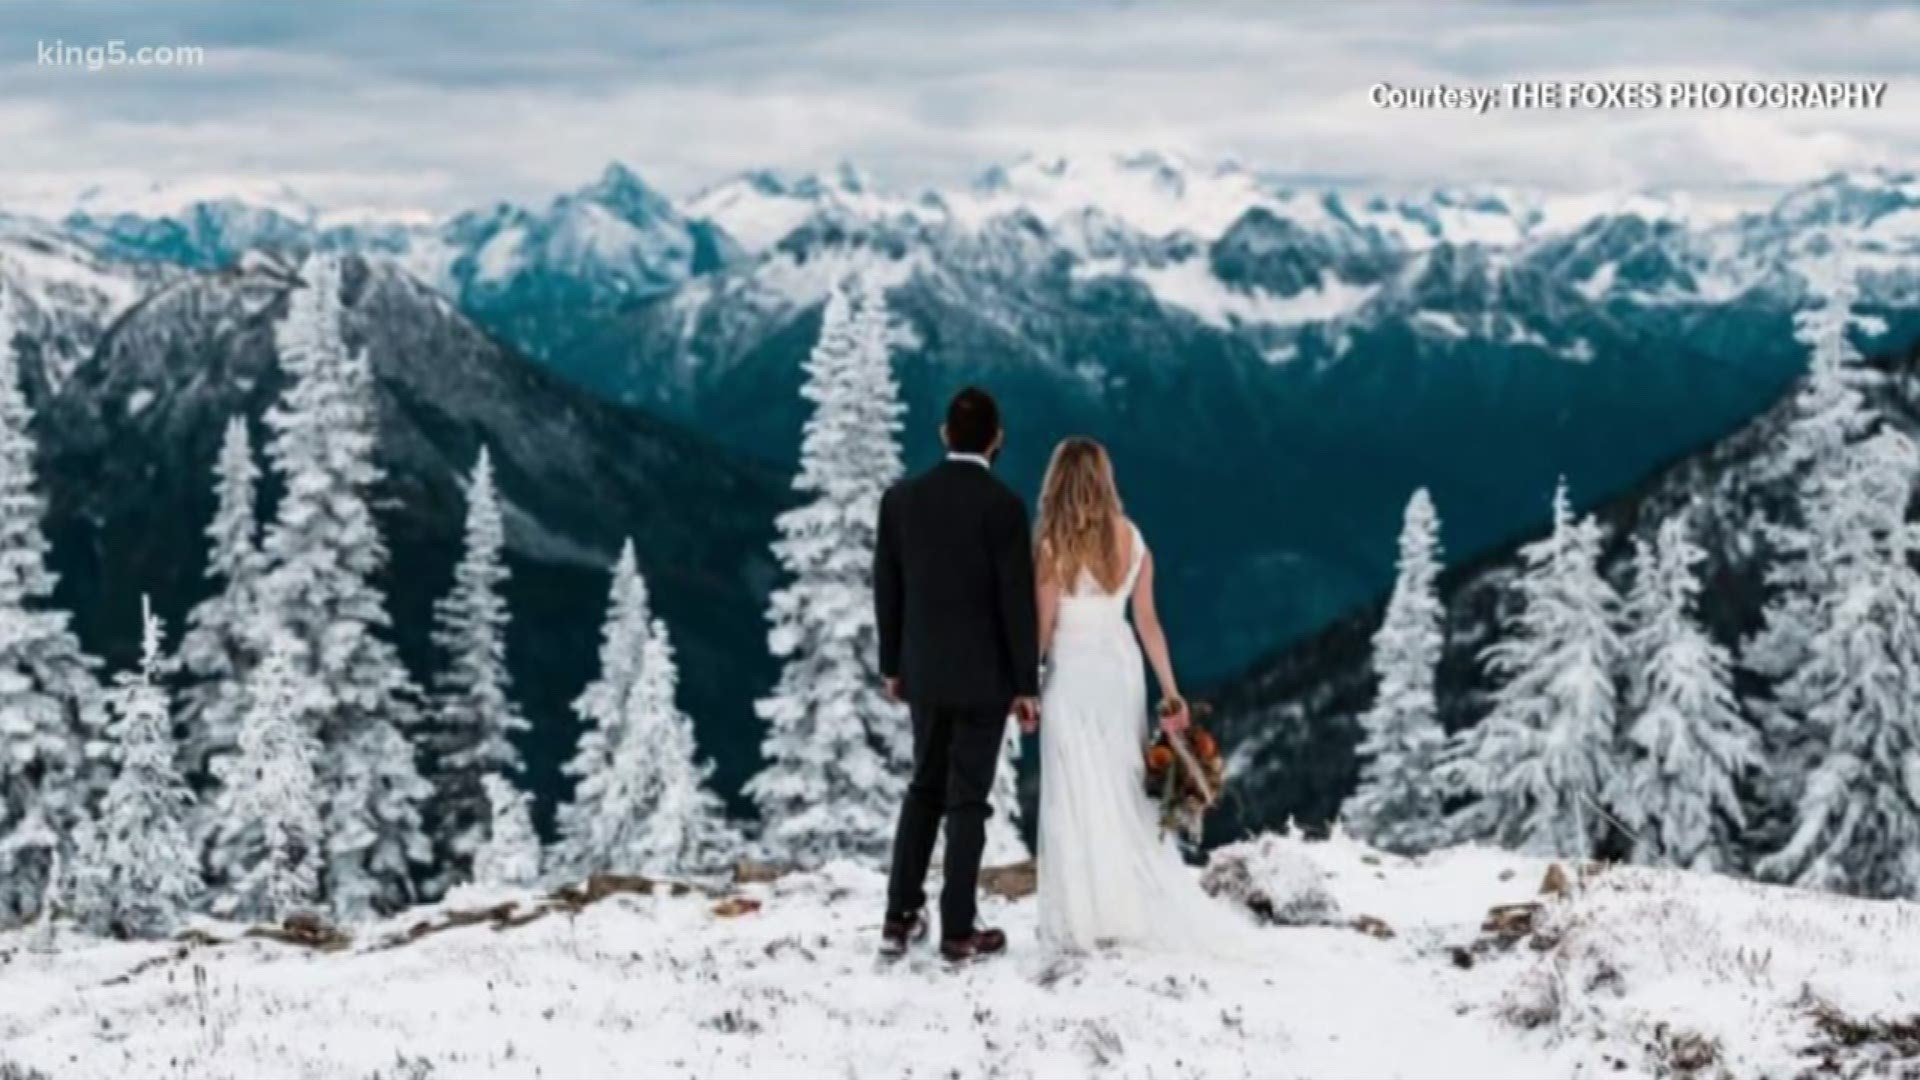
[
  {"x1": 0, "y1": 317, "x2": 107, "y2": 925},
  {"x1": 1342, "y1": 488, "x2": 1449, "y2": 855},
  {"x1": 1743, "y1": 247, "x2": 1879, "y2": 847},
  {"x1": 423, "y1": 447, "x2": 528, "y2": 893},
  {"x1": 552, "y1": 540, "x2": 648, "y2": 876},
  {"x1": 554, "y1": 553, "x2": 739, "y2": 877},
  {"x1": 1445, "y1": 479, "x2": 1623, "y2": 858},
  {"x1": 472, "y1": 774, "x2": 541, "y2": 888},
  {"x1": 177, "y1": 417, "x2": 265, "y2": 782},
  {"x1": 628, "y1": 619, "x2": 741, "y2": 874},
  {"x1": 746, "y1": 277, "x2": 909, "y2": 866},
  {"x1": 1611, "y1": 516, "x2": 1758, "y2": 871},
  {"x1": 1755, "y1": 428, "x2": 1920, "y2": 897},
  {"x1": 257, "y1": 254, "x2": 429, "y2": 916},
  {"x1": 71, "y1": 598, "x2": 201, "y2": 937},
  {"x1": 984, "y1": 718, "x2": 1028, "y2": 865},
  {"x1": 205, "y1": 631, "x2": 326, "y2": 922}
]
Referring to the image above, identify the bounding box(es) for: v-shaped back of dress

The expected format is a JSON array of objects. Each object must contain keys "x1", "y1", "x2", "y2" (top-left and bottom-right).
[{"x1": 1056, "y1": 522, "x2": 1146, "y2": 637}]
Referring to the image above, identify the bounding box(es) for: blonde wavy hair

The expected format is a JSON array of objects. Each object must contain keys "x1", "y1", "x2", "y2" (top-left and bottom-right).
[{"x1": 1037, "y1": 437, "x2": 1127, "y2": 592}]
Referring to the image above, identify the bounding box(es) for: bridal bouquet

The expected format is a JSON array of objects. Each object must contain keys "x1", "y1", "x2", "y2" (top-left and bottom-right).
[{"x1": 1143, "y1": 701, "x2": 1225, "y2": 842}]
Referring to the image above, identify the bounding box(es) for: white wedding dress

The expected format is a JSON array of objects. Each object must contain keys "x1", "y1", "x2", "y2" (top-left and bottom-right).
[{"x1": 1036, "y1": 521, "x2": 1258, "y2": 954}]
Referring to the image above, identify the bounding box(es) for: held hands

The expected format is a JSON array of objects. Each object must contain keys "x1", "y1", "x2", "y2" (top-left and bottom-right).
[
  {"x1": 1158, "y1": 694, "x2": 1191, "y2": 735},
  {"x1": 1013, "y1": 696, "x2": 1041, "y2": 734},
  {"x1": 883, "y1": 677, "x2": 904, "y2": 703}
]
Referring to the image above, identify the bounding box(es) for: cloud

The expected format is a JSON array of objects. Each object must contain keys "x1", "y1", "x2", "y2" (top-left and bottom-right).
[{"x1": 0, "y1": 2, "x2": 1912, "y2": 212}]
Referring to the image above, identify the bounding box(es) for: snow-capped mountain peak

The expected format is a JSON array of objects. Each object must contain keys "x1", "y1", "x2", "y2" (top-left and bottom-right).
[
  {"x1": 955, "y1": 150, "x2": 1272, "y2": 239},
  {"x1": 66, "y1": 175, "x2": 321, "y2": 223},
  {"x1": 571, "y1": 161, "x2": 680, "y2": 226},
  {"x1": 687, "y1": 163, "x2": 919, "y2": 254}
]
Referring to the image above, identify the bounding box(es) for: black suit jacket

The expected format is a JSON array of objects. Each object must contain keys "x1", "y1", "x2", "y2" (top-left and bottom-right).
[{"x1": 874, "y1": 458, "x2": 1040, "y2": 708}]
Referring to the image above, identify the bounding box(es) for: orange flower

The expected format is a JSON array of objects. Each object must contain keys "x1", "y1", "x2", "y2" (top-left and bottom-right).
[{"x1": 1191, "y1": 729, "x2": 1218, "y2": 760}]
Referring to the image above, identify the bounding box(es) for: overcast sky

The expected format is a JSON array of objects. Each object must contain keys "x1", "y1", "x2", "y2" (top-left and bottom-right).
[{"x1": 0, "y1": 1, "x2": 1914, "y2": 213}]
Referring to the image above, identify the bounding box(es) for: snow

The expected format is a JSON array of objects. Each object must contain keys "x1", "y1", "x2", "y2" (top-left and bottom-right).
[
  {"x1": 1862, "y1": 205, "x2": 1920, "y2": 248},
  {"x1": 955, "y1": 152, "x2": 1275, "y2": 239},
  {"x1": 1411, "y1": 310, "x2": 1467, "y2": 339},
  {"x1": 125, "y1": 389, "x2": 154, "y2": 417},
  {"x1": 0, "y1": 227, "x2": 144, "y2": 314},
  {"x1": 1576, "y1": 261, "x2": 1617, "y2": 302},
  {"x1": 689, "y1": 169, "x2": 931, "y2": 254},
  {"x1": 64, "y1": 175, "x2": 319, "y2": 222},
  {"x1": 688, "y1": 180, "x2": 819, "y2": 253},
  {"x1": 1080, "y1": 257, "x2": 1377, "y2": 330},
  {"x1": 739, "y1": 245, "x2": 923, "y2": 312},
  {"x1": 545, "y1": 201, "x2": 687, "y2": 278},
  {"x1": 471, "y1": 225, "x2": 528, "y2": 285},
  {"x1": 5, "y1": 835, "x2": 1913, "y2": 1078}
]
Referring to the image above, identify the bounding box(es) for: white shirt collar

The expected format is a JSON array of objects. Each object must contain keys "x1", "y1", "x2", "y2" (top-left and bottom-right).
[{"x1": 947, "y1": 452, "x2": 992, "y2": 469}]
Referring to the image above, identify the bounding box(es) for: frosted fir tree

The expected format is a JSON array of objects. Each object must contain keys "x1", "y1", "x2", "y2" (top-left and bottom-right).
[
  {"x1": 177, "y1": 417, "x2": 266, "y2": 781},
  {"x1": 1743, "y1": 247, "x2": 1880, "y2": 842},
  {"x1": 1446, "y1": 480, "x2": 1623, "y2": 858},
  {"x1": 746, "y1": 278, "x2": 910, "y2": 866},
  {"x1": 1610, "y1": 517, "x2": 1759, "y2": 871},
  {"x1": 0, "y1": 321, "x2": 107, "y2": 924},
  {"x1": 423, "y1": 447, "x2": 528, "y2": 892},
  {"x1": 256, "y1": 254, "x2": 429, "y2": 916},
  {"x1": 205, "y1": 632, "x2": 325, "y2": 922},
  {"x1": 984, "y1": 718, "x2": 1028, "y2": 865},
  {"x1": 70, "y1": 599, "x2": 201, "y2": 937},
  {"x1": 552, "y1": 541, "x2": 649, "y2": 875},
  {"x1": 555, "y1": 552, "x2": 739, "y2": 877},
  {"x1": 1343, "y1": 488, "x2": 1450, "y2": 855},
  {"x1": 471, "y1": 775, "x2": 541, "y2": 889},
  {"x1": 1756, "y1": 430, "x2": 1920, "y2": 897}
]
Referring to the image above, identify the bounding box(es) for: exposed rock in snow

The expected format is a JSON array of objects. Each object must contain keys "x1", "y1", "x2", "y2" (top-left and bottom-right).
[{"x1": 1201, "y1": 834, "x2": 1343, "y2": 926}]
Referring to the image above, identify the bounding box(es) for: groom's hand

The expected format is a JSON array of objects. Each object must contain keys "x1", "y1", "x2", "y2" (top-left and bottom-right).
[
  {"x1": 1013, "y1": 696, "x2": 1040, "y2": 734},
  {"x1": 884, "y1": 677, "x2": 904, "y2": 703}
]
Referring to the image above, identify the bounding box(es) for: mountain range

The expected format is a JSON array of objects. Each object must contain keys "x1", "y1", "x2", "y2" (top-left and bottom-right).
[{"x1": 11, "y1": 152, "x2": 1920, "y2": 831}]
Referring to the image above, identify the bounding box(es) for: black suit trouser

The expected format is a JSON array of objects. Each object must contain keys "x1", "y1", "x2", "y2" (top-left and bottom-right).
[{"x1": 885, "y1": 702, "x2": 1007, "y2": 939}]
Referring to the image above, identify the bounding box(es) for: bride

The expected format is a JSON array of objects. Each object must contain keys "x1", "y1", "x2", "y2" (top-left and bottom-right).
[{"x1": 1033, "y1": 437, "x2": 1257, "y2": 953}]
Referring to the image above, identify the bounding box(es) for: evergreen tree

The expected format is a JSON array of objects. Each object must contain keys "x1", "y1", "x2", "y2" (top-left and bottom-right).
[
  {"x1": 177, "y1": 417, "x2": 265, "y2": 781},
  {"x1": 257, "y1": 254, "x2": 429, "y2": 916},
  {"x1": 472, "y1": 774, "x2": 541, "y2": 889},
  {"x1": 746, "y1": 277, "x2": 908, "y2": 866},
  {"x1": 984, "y1": 718, "x2": 1028, "y2": 866},
  {"x1": 0, "y1": 321, "x2": 106, "y2": 924},
  {"x1": 1611, "y1": 517, "x2": 1758, "y2": 871},
  {"x1": 206, "y1": 631, "x2": 325, "y2": 922},
  {"x1": 423, "y1": 447, "x2": 527, "y2": 892},
  {"x1": 1446, "y1": 480, "x2": 1623, "y2": 858},
  {"x1": 1342, "y1": 488, "x2": 1449, "y2": 855},
  {"x1": 71, "y1": 599, "x2": 201, "y2": 937},
  {"x1": 553, "y1": 540, "x2": 648, "y2": 875},
  {"x1": 1743, "y1": 248, "x2": 1879, "y2": 845},
  {"x1": 556, "y1": 547, "x2": 739, "y2": 876},
  {"x1": 1755, "y1": 429, "x2": 1920, "y2": 897}
]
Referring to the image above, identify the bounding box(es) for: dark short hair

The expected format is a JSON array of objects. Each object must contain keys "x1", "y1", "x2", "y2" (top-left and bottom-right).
[{"x1": 944, "y1": 387, "x2": 1001, "y2": 454}]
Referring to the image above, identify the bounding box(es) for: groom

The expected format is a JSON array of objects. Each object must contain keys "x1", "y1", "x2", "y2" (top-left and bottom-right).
[{"x1": 874, "y1": 386, "x2": 1040, "y2": 964}]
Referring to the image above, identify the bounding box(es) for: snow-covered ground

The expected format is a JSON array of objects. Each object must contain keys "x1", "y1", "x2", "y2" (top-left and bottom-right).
[{"x1": 3, "y1": 835, "x2": 1915, "y2": 1079}]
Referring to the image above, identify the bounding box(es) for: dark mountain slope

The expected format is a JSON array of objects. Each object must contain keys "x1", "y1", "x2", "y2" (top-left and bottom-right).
[
  {"x1": 1207, "y1": 316, "x2": 1920, "y2": 841},
  {"x1": 38, "y1": 255, "x2": 788, "y2": 821}
]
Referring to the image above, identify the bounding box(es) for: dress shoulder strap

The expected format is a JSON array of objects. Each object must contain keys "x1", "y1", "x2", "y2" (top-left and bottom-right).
[{"x1": 1120, "y1": 521, "x2": 1148, "y2": 597}]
